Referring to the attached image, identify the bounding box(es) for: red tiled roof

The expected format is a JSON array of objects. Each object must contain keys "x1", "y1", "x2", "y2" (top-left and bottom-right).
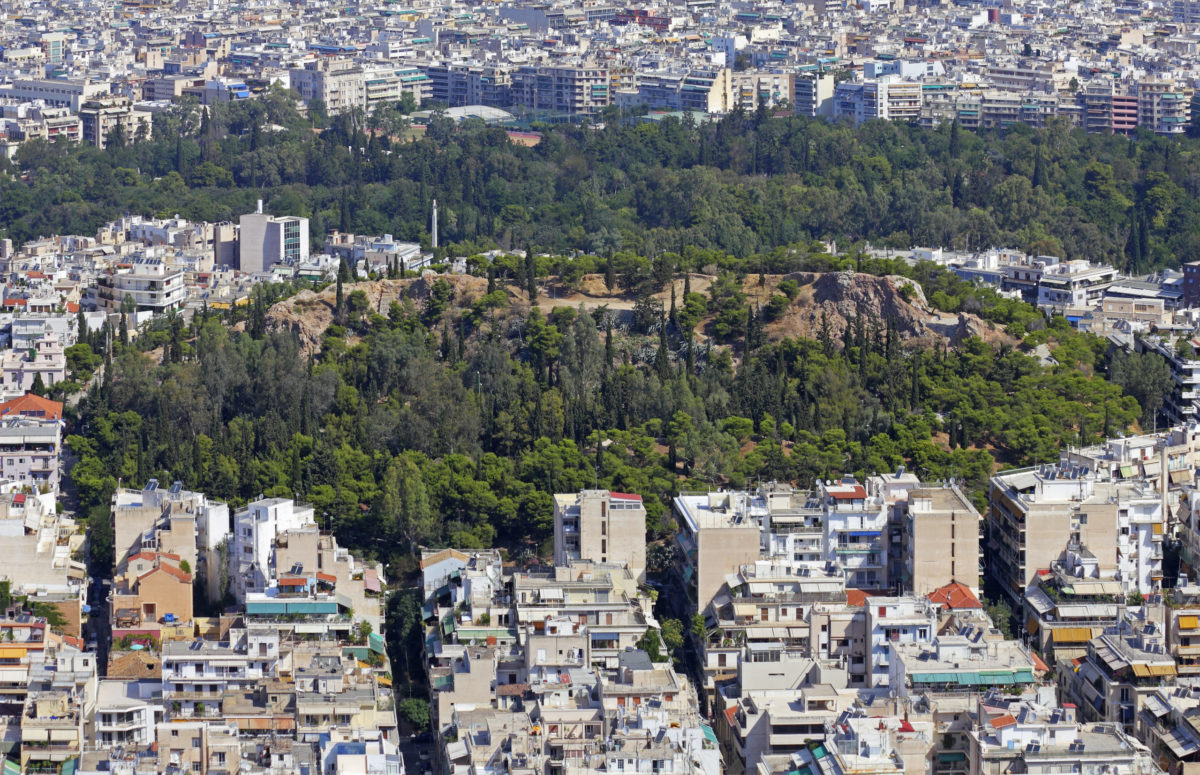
[
  {"x1": 609, "y1": 492, "x2": 642, "y2": 501},
  {"x1": 828, "y1": 485, "x2": 866, "y2": 500},
  {"x1": 316, "y1": 572, "x2": 337, "y2": 583},
  {"x1": 278, "y1": 578, "x2": 307, "y2": 586},
  {"x1": 138, "y1": 563, "x2": 191, "y2": 583},
  {"x1": 3, "y1": 299, "x2": 26, "y2": 306},
  {"x1": 990, "y1": 714, "x2": 1017, "y2": 729},
  {"x1": 926, "y1": 582, "x2": 983, "y2": 610},
  {"x1": 65, "y1": 302, "x2": 80, "y2": 313},
  {"x1": 0, "y1": 393, "x2": 64, "y2": 421},
  {"x1": 25, "y1": 271, "x2": 45, "y2": 279},
  {"x1": 1032, "y1": 652, "x2": 1050, "y2": 672},
  {"x1": 846, "y1": 589, "x2": 869, "y2": 607}
]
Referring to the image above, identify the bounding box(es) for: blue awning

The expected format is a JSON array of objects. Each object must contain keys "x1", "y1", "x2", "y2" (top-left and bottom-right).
[{"x1": 847, "y1": 531, "x2": 881, "y2": 538}]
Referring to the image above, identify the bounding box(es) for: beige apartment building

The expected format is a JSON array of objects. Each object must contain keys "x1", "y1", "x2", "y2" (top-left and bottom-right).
[
  {"x1": 673, "y1": 491, "x2": 762, "y2": 615},
  {"x1": 987, "y1": 466, "x2": 1117, "y2": 604},
  {"x1": 78, "y1": 97, "x2": 152, "y2": 149},
  {"x1": 903, "y1": 484, "x2": 980, "y2": 597},
  {"x1": 156, "y1": 720, "x2": 240, "y2": 774},
  {"x1": 553, "y1": 489, "x2": 646, "y2": 582}
]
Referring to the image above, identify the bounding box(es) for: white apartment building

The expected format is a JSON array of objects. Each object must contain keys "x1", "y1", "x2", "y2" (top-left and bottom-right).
[
  {"x1": 0, "y1": 333, "x2": 65, "y2": 395},
  {"x1": 95, "y1": 255, "x2": 186, "y2": 313},
  {"x1": 161, "y1": 629, "x2": 279, "y2": 718},
  {"x1": 820, "y1": 477, "x2": 888, "y2": 589},
  {"x1": 232, "y1": 497, "x2": 317, "y2": 601},
  {"x1": 94, "y1": 680, "x2": 161, "y2": 747},
  {"x1": 863, "y1": 596, "x2": 938, "y2": 688}
]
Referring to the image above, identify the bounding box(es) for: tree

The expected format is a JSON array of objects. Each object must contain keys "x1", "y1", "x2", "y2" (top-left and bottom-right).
[
  {"x1": 29, "y1": 372, "x2": 46, "y2": 397},
  {"x1": 396, "y1": 698, "x2": 429, "y2": 730},
  {"x1": 636, "y1": 629, "x2": 665, "y2": 662},
  {"x1": 660, "y1": 618, "x2": 685, "y2": 653},
  {"x1": 525, "y1": 247, "x2": 538, "y2": 302}
]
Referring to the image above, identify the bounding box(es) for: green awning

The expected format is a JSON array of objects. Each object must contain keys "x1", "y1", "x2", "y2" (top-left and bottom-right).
[
  {"x1": 702, "y1": 724, "x2": 717, "y2": 744},
  {"x1": 938, "y1": 752, "x2": 967, "y2": 763},
  {"x1": 3, "y1": 759, "x2": 19, "y2": 775},
  {"x1": 369, "y1": 632, "x2": 387, "y2": 654}
]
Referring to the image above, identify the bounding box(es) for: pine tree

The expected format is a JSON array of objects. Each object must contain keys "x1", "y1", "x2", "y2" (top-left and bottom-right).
[
  {"x1": 605, "y1": 253, "x2": 616, "y2": 293},
  {"x1": 30, "y1": 372, "x2": 45, "y2": 397},
  {"x1": 949, "y1": 119, "x2": 961, "y2": 159}
]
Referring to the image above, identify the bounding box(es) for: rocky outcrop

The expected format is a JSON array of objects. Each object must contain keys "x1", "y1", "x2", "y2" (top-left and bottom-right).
[
  {"x1": 266, "y1": 274, "x2": 502, "y2": 354},
  {"x1": 761, "y1": 271, "x2": 1012, "y2": 348}
]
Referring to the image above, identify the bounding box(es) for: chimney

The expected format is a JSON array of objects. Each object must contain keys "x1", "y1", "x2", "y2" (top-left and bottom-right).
[{"x1": 256, "y1": 199, "x2": 263, "y2": 215}]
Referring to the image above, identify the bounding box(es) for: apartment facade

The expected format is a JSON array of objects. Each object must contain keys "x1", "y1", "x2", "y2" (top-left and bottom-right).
[
  {"x1": 512, "y1": 64, "x2": 610, "y2": 117},
  {"x1": 553, "y1": 489, "x2": 646, "y2": 582}
]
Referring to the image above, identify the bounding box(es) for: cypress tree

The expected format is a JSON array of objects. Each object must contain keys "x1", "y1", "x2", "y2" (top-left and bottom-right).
[
  {"x1": 525, "y1": 247, "x2": 538, "y2": 302},
  {"x1": 335, "y1": 274, "x2": 345, "y2": 324}
]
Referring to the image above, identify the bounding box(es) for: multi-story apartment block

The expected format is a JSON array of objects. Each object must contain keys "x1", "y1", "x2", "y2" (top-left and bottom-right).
[
  {"x1": 1059, "y1": 620, "x2": 1177, "y2": 734},
  {"x1": 673, "y1": 489, "x2": 767, "y2": 616},
  {"x1": 289, "y1": 58, "x2": 366, "y2": 116},
  {"x1": 972, "y1": 696, "x2": 1159, "y2": 775},
  {"x1": 1138, "y1": 80, "x2": 1191, "y2": 135},
  {"x1": 0, "y1": 334, "x2": 65, "y2": 397},
  {"x1": 512, "y1": 64, "x2": 610, "y2": 117},
  {"x1": 1, "y1": 79, "x2": 111, "y2": 111},
  {"x1": 1166, "y1": 586, "x2": 1200, "y2": 679},
  {"x1": 864, "y1": 596, "x2": 938, "y2": 688},
  {"x1": 78, "y1": 97, "x2": 151, "y2": 149},
  {"x1": 834, "y1": 78, "x2": 922, "y2": 125},
  {"x1": 425, "y1": 63, "x2": 514, "y2": 108},
  {"x1": 902, "y1": 484, "x2": 980, "y2": 597},
  {"x1": 821, "y1": 477, "x2": 888, "y2": 589},
  {"x1": 95, "y1": 255, "x2": 186, "y2": 313},
  {"x1": 889, "y1": 631, "x2": 1040, "y2": 698},
  {"x1": 730, "y1": 71, "x2": 794, "y2": 112},
  {"x1": 794, "y1": 72, "x2": 836, "y2": 118},
  {"x1": 231, "y1": 497, "x2": 316, "y2": 600},
  {"x1": 553, "y1": 489, "x2": 646, "y2": 581},
  {"x1": 613, "y1": 68, "x2": 731, "y2": 114},
  {"x1": 93, "y1": 679, "x2": 161, "y2": 747},
  {"x1": 987, "y1": 459, "x2": 1168, "y2": 606},
  {"x1": 1137, "y1": 685, "x2": 1200, "y2": 772},
  {"x1": 1024, "y1": 564, "x2": 1124, "y2": 664}
]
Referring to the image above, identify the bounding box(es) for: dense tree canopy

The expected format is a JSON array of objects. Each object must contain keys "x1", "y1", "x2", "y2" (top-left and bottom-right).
[{"x1": 3, "y1": 99, "x2": 1200, "y2": 274}]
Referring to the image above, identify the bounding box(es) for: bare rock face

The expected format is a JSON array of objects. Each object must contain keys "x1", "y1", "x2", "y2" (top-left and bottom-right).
[
  {"x1": 266, "y1": 275, "x2": 498, "y2": 354},
  {"x1": 765, "y1": 271, "x2": 951, "y2": 346}
]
